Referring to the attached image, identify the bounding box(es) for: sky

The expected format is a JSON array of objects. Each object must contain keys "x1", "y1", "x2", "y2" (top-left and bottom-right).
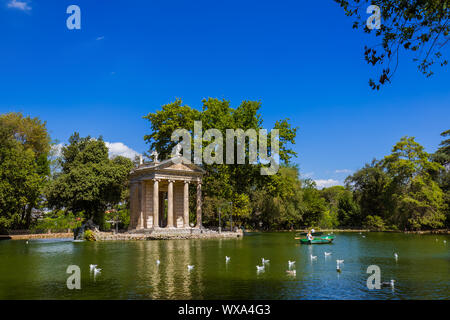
[{"x1": 1, "y1": 0, "x2": 449, "y2": 188}]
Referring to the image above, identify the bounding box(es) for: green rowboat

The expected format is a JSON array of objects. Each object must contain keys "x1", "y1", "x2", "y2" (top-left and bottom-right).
[{"x1": 299, "y1": 235, "x2": 335, "y2": 244}]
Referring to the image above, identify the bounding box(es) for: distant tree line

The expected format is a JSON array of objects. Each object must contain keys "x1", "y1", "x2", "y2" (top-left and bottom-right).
[{"x1": 0, "y1": 107, "x2": 448, "y2": 232}]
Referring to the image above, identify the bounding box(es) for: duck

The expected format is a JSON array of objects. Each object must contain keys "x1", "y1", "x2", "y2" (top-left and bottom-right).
[
  {"x1": 187, "y1": 265, "x2": 194, "y2": 271},
  {"x1": 93, "y1": 267, "x2": 101, "y2": 276},
  {"x1": 89, "y1": 264, "x2": 97, "y2": 272},
  {"x1": 262, "y1": 258, "x2": 270, "y2": 264},
  {"x1": 156, "y1": 260, "x2": 160, "y2": 265},
  {"x1": 225, "y1": 256, "x2": 230, "y2": 263},
  {"x1": 336, "y1": 259, "x2": 344, "y2": 264},
  {"x1": 288, "y1": 260, "x2": 295, "y2": 268},
  {"x1": 394, "y1": 253, "x2": 398, "y2": 260},
  {"x1": 310, "y1": 255, "x2": 317, "y2": 260},
  {"x1": 256, "y1": 265, "x2": 265, "y2": 272},
  {"x1": 324, "y1": 252, "x2": 332, "y2": 256}
]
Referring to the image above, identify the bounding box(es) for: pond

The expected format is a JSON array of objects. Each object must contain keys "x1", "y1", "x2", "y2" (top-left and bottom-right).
[{"x1": 0, "y1": 232, "x2": 448, "y2": 299}]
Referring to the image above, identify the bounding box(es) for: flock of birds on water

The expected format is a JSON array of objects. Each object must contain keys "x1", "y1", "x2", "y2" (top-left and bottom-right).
[{"x1": 24, "y1": 233, "x2": 448, "y2": 289}]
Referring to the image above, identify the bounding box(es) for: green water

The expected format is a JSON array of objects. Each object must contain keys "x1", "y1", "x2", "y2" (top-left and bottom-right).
[{"x1": 0, "y1": 232, "x2": 448, "y2": 299}]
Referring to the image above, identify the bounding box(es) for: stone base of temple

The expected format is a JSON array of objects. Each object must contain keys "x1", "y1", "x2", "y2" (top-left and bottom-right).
[{"x1": 94, "y1": 228, "x2": 244, "y2": 241}]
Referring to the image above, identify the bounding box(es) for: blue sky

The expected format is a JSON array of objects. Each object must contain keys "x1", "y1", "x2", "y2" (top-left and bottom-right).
[{"x1": 1, "y1": 0, "x2": 449, "y2": 188}]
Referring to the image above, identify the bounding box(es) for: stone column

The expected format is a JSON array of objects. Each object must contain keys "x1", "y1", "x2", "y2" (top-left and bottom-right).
[
  {"x1": 196, "y1": 181, "x2": 202, "y2": 228},
  {"x1": 183, "y1": 181, "x2": 190, "y2": 228},
  {"x1": 153, "y1": 179, "x2": 159, "y2": 228},
  {"x1": 140, "y1": 181, "x2": 146, "y2": 229},
  {"x1": 167, "y1": 180, "x2": 174, "y2": 228}
]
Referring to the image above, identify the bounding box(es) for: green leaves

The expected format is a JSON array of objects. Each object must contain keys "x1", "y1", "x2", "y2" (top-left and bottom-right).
[
  {"x1": 336, "y1": 0, "x2": 450, "y2": 89},
  {"x1": 0, "y1": 113, "x2": 51, "y2": 230},
  {"x1": 46, "y1": 134, "x2": 133, "y2": 228}
]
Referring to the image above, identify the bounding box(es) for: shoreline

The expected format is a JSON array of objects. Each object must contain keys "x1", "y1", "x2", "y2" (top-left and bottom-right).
[{"x1": 1, "y1": 228, "x2": 448, "y2": 241}]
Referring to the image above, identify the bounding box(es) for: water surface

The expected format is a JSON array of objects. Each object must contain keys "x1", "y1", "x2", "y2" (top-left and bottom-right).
[{"x1": 0, "y1": 232, "x2": 448, "y2": 299}]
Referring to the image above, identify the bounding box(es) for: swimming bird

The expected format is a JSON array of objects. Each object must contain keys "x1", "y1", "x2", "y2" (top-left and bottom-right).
[
  {"x1": 89, "y1": 264, "x2": 97, "y2": 272},
  {"x1": 93, "y1": 267, "x2": 101, "y2": 276},
  {"x1": 324, "y1": 252, "x2": 332, "y2": 256},
  {"x1": 286, "y1": 270, "x2": 296, "y2": 276},
  {"x1": 310, "y1": 254, "x2": 317, "y2": 260},
  {"x1": 336, "y1": 263, "x2": 341, "y2": 273},
  {"x1": 362, "y1": 235, "x2": 366, "y2": 238},
  {"x1": 394, "y1": 253, "x2": 398, "y2": 260},
  {"x1": 256, "y1": 265, "x2": 265, "y2": 272},
  {"x1": 262, "y1": 258, "x2": 270, "y2": 264},
  {"x1": 288, "y1": 260, "x2": 295, "y2": 268},
  {"x1": 226, "y1": 256, "x2": 230, "y2": 263},
  {"x1": 25, "y1": 240, "x2": 29, "y2": 244},
  {"x1": 187, "y1": 265, "x2": 194, "y2": 271},
  {"x1": 336, "y1": 259, "x2": 344, "y2": 264},
  {"x1": 156, "y1": 260, "x2": 160, "y2": 265},
  {"x1": 381, "y1": 280, "x2": 395, "y2": 287},
  {"x1": 444, "y1": 240, "x2": 447, "y2": 244}
]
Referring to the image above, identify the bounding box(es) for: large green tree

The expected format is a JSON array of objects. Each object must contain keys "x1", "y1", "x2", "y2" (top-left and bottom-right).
[
  {"x1": 0, "y1": 113, "x2": 51, "y2": 230},
  {"x1": 46, "y1": 133, "x2": 133, "y2": 228},
  {"x1": 347, "y1": 137, "x2": 446, "y2": 230},
  {"x1": 143, "y1": 98, "x2": 297, "y2": 227},
  {"x1": 335, "y1": 0, "x2": 450, "y2": 89},
  {"x1": 432, "y1": 129, "x2": 450, "y2": 226}
]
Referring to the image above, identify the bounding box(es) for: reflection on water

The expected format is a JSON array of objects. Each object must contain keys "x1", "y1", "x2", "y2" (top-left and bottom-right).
[{"x1": 0, "y1": 232, "x2": 448, "y2": 299}]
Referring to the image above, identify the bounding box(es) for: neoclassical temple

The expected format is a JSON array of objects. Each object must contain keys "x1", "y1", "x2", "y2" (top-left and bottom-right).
[{"x1": 128, "y1": 155, "x2": 205, "y2": 230}]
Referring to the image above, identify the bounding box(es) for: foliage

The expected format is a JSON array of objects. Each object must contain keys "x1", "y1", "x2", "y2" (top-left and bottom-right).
[
  {"x1": 364, "y1": 215, "x2": 385, "y2": 231},
  {"x1": 84, "y1": 229, "x2": 96, "y2": 241},
  {"x1": 335, "y1": 0, "x2": 450, "y2": 89},
  {"x1": 46, "y1": 133, "x2": 134, "y2": 229},
  {"x1": 32, "y1": 211, "x2": 82, "y2": 231},
  {"x1": 143, "y1": 98, "x2": 298, "y2": 229},
  {"x1": 0, "y1": 113, "x2": 51, "y2": 230},
  {"x1": 347, "y1": 136, "x2": 446, "y2": 230}
]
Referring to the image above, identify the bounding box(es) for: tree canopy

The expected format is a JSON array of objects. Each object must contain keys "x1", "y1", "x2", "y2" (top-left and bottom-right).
[
  {"x1": 46, "y1": 133, "x2": 133, "y2": 227},
  {"x1": 335, "y1": 0, "x2": 450, "y2": 89}
]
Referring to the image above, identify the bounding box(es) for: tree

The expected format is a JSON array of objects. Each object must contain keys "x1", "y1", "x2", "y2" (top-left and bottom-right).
[
  {"x1": 345, "y1": 160, "x2": 391, "y2": 221},
  {"x1": 335, "y1": 0, "x2": 450, "y2": 89},
  {"x1": 0, "y1": 113, "x2": 51, "y2": 230},
  {"x1": 143, "y1": 98, "x2": 298, "y2": 227},
  {"x1": 432, "y1": 129, "x2": 450, "y2": 226},
  {"x1": 46, "y1": 133, "x2": 133, "y2": 228}
]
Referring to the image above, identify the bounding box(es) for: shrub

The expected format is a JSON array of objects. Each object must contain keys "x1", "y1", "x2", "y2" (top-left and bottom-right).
[
  {"x1": 84, "y1": 229, "x2": 96, "y2": 241},
  {"x1": 364, "y1": 215, "x2": 385, "y2": 231}
]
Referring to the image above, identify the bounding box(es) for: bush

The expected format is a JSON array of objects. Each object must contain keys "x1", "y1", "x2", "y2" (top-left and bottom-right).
[
  {"x1": 364, "y1": 215, "x2": 385, "y2": 231},
  {"x1": 84, "y1": 229, "x2": 96, "y2": 241}
]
